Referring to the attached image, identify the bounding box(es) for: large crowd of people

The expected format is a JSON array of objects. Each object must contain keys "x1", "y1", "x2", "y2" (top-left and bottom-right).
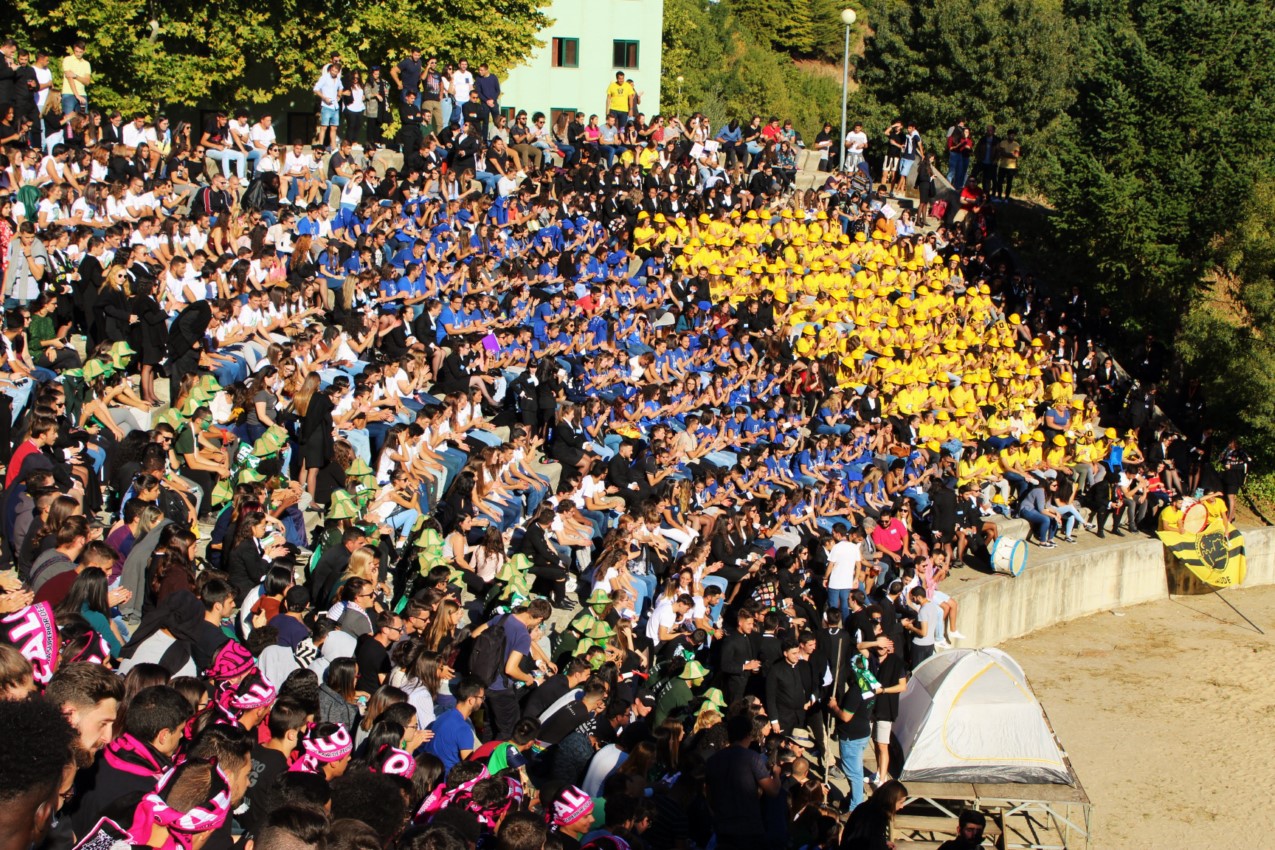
[{"x1": 0, "y1": 36, "x2": 1248, "y2": 850}]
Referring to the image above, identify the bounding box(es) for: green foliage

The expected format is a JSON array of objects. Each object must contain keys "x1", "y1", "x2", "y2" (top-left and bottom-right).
[
  {"x1": 1, "y1": 0, "x2": 551, "y2": 114},
  {"x1": 854, "y1": 0, "x2": 1077, "y2": 184},
  {"x1": 1175, "y1": 180, "x2": 1275, "y2": 467},
  {"x1": 1049, "y1": 0, "x2": 1275, "y2": 342},
  {"x1": 662, "y1": 0, "x2": 855, "y2": 139}
]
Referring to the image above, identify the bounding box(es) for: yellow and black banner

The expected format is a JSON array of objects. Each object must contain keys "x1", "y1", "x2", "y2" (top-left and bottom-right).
[{"x1": 1158, "y1": 518, "x2": 1247, "y2": 588}]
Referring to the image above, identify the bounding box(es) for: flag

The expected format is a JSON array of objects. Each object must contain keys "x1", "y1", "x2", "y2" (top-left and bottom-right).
[{"x1": 1157, "y1": 517, "x2": 1247, "y2": 588}]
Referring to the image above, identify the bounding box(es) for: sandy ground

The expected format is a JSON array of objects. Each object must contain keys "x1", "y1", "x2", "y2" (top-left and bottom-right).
[{"x1": 1002, "y1": 584, "x2": 1275, "y2": 849}]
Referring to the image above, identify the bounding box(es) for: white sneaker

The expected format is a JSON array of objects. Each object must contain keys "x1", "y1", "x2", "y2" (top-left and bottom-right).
[
  {"x1": 935, "y1": 638, "x2": 951, "y2": 649},
  {"x1": 948, "y1": 630, "x2": 966, "y2": 640}
]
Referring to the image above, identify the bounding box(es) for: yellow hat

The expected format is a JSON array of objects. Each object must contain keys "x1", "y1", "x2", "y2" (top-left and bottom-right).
[
  {"x1": 1052, "y1": 435, "x2": 1067, "y2": 447},
  {"x1": 698, "y1": 214, "x2": 711, "y2": 224},
  {"x1": 654, "y1": 213, "x2": 667, "y2": 223},
  {"x1": 637, "y1": 211, "x2": 649, "y2": 220},
  {"x1": 1009, "y1": 313, "x2": 1021, "y2": 325},
  {"x1": 746, "y1": 210, "x2": 759, "y2": 220},
  {"x1": 1030, "y1": 430, "x2": 1045, "y2": 442},
  {"x1": 1030, "y1": 337, "x2": 1043, "y2": 347},
  {"x1": 1104, "y1": 427, "x2": 1117, "y2": 439}
]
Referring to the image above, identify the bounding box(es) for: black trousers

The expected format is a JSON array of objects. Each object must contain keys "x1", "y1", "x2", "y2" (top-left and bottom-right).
[{"x1": 485, "y1": 686, "x2": 522, "y2": 739}]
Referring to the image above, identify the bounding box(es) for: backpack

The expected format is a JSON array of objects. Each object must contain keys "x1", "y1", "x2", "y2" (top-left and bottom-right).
[{"x1": 469, "y1": 613, "x2": 510, "y2": 686}]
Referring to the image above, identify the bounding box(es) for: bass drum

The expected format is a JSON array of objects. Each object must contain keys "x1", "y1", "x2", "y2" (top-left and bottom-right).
[
  {"x1": 990, "y1": 536, "x2": 1028, "y2": 577},
  {"x1": 1180, "y1": 501, "x2": 1210, "y2": 535}
]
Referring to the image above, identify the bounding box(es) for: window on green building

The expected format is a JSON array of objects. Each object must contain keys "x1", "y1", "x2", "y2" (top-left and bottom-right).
[
  {"x1": 613, "y1": 40, "x2": 639, "y2": 69},
  {"x1": 552, "y1": 37, "x2": 579, "y2": 68}
]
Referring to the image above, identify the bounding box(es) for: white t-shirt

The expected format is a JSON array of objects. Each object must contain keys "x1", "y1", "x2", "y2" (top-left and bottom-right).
[
  {"x1": 845, "y1": 130, "x2": 868, "y2": 153},
  {"x1": 914, "y1": 601, "x2": 942, "y2": 646},
  {"x1": 645, "y1": 597, "x2": 685, "y2": 643},
  {"x1": 33, "y1": 66, "x2": 52, "y2": 111},
  {"x1": 826, "y1": 539, "x2": 861, "y2": 590},
  {"x1": 452, "y1": 70, "x2": 474, "y2": 102},
  {"x1": 347, "y1": 85, "x2": 365, "y2": 113},
  {"x1": 250, "y1": 122, "x2": 277, "y2": 150},
  {"x1": 228, "y1": 118, "x2": 252, "y2": 150},
  {"x1": 122, "y1": 122, "x2": 148, "y2": 149}
]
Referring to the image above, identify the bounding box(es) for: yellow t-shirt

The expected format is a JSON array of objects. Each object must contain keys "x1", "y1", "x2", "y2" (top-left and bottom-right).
[
  {"x1": 62, "y1": 55, "x2": 92, "y2": 96},
  {"x1": 606, "y1": 81, "x2": 633, "y2": 113}
]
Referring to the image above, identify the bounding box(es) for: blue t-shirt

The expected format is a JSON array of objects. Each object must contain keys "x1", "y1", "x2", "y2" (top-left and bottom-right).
[
  {"x1": 487, "y1": 614, "x2": 531, "y2": 691},
  {"x1": 423, "y1": 708, "x2": 478, "y2": 773}
]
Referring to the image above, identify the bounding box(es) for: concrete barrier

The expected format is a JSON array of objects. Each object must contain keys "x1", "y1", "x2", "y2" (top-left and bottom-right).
[{"x1": 952, "y1": 525, "x2": 1275, "y2": 647}]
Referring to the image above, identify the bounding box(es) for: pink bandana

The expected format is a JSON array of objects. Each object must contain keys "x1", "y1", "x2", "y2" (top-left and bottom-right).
[
  {"x1": 289, "y1": 724, "x2": 353, "y2": 773},
  {"x1": 128, "y1": 760, "x2": 232, "y2": 850},
  {"x1": 553, "y1": 785, "x2": 594, "y2": 828},
  {"x1": 371, "y1": 745, "x2": 416, "y2": 779},
  {"x1": 1, "y1": 602, "x2": 60, "y2": 685},
  {"x1": 208, "y1": 641, "x2": 257, "y2": 681}
]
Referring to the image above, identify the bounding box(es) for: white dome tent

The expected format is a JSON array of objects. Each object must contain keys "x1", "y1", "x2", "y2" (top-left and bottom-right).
[{"x1": 894, "y1": 648, "x2": 1073, "y2": 785}]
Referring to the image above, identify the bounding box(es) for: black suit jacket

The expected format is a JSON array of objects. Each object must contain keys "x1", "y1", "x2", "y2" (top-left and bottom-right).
[
  {"x1": 766, "y1": 659, "x2": 814, "y2": 733},
  {"x1": 521, "y1": 523, "x2": 565, "y2": 571}
]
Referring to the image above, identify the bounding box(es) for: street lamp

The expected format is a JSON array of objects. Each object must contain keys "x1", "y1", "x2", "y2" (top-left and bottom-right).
[
  {"x1": 839, "y1": 8, "x2": 857, "y2": 172},
  {"x1": 677, "y1": 75, "x2": 684, "y2": 116}
]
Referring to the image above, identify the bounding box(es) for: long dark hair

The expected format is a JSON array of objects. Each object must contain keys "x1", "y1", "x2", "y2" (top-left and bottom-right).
[
  {"x1": 324, "y1": 657, "x2": 358, "y2": 702},
  {"x1": 56, "y1": 567, "x2": 110, "y2": 618}
]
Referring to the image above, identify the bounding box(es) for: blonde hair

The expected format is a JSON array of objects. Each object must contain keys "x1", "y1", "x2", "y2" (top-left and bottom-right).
[
  {"x1": 693, "y1": 708, "x2": 722, "y2": 733},
  {"x1": 342, "y1": 546, "x2": 379, "y2": 584}
]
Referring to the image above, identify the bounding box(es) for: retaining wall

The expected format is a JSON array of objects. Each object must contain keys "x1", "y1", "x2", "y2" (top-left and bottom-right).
[{"x1": 954, "y1": 526, "x2": 1275, "y2": 647}]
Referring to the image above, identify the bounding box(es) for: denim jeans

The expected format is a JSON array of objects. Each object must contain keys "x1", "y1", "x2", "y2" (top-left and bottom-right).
[
  {"x1": 827, "y1": 587, "x2": 851, "y2": 624},
  {"x1": 207, "y1": 148, "x2": 247, "y2": 179},
  {"x1": 1020, "y1": 508, "x2": 1057, "y2": 543},
  {"x1": 839, "y1": 734, "x2": 871, "y2": 812}
]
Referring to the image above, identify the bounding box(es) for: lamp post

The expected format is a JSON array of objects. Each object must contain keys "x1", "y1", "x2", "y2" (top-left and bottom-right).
[
  {"x1": 839, "y1": 8, "x2": 857, "y2": 172},
  {"x1": 677, "y1": 75, "x2": 684, "y2": 116}
]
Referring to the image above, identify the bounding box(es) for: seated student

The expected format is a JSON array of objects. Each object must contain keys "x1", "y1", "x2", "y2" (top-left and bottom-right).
[{"x1": 69, "y1": 685, "x2": 192, "y2": 835}]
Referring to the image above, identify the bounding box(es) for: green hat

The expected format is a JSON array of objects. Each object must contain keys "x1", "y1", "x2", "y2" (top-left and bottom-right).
[
  {"x1": 346, "y1": 458, "x2": 373, "y2": 477},
  {"x1": 157, "y1": 408, "x2": 185, "y2": 430},
  {"x1": 575, "y1": 637, "x2": 596, "y2": 655},
  {"x1": 108, "y1": 341, "x2": 136, "y2": 368},
  {"x1": 178, "y1": 395, "x2": 203, "y2": 417},
  {"x1": 238, "y1": 468, "x2": 266, "y2": 484},
  {"x1": 501, "y1": 572, "x2": 533, "y2": 601},
  {"x1": 496, "y1": 553, "x2": 531, "y2": 583},
  {"x1": 327, "y1": 490, "x2": 361, "y2": 520},
  {"x1": 680, "y1": 660, "x2": 710, "y2": 682},
  {"x1": 82, "y1": 359, "x2": 108, "y2": 381},
  {"x1": 586, "y1": 621, "x2": 614, "y2": 641},
  {"x1": 587, "y1": 588, "x2": 611, "y2": 607},
  {"x1": 569, "y1": 613, "x2": 597, "y2": 634},
  {"x1": 196, "y1": 373, "x2": 221, "y2": 393},
  {"x1": 700, "y1": 687, "x2": 727, "y2": 712},
  {"x1": 252, "y1": 436, "x2": 279, "y2": 458},
  {"x1": 211, "y1": 479, "x2": 235, "y2": 507},
  {"x1": 416, "y1": 528, "x2": 447, "y2": 571}
]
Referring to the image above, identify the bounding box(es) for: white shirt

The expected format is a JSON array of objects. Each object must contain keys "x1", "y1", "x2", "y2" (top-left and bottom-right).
[
  {"x1": 452, "y1": 70, "x2": 474, "y2": 102},
  {"x1": 285, "y1": 150, "x2": 315, "y2": 176},
  {"x1": 250, "y1": 122, "x2": 277, "y2": 150},
  {"x1": 845, "y1": 131, "x2": 868, "y2": 153},
  {"x1": 228, "y1": 118, "x2": 252, "y2": 150},
  {"x1": 346, "y1": 85, "x2": 365, "y2": 113},
  {"x1": 313, "y1": 71, "x2": 342, "y2": 105},
  {"x1": 122, "y1": 122, "x2": 148, "y2": 149},
  {"x1": 645, "y1": 597, "x2": 686, "y2": 643},
  {"x1": 33, "y1": 66, "x2": 52, "y2": 110},
  {"x1": 826, "y1": 540, "x2": 861, "y2": 590}
]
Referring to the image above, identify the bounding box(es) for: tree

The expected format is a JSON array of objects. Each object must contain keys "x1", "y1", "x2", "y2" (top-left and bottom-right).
[
  {"x1": 1050, "y1": 0, "x2": 1275, "y2": 341},
  {"x1": 855, "y1": 0, "x2": 1077, "y2": 183},
  {"x1": 1176, "y1": 180, "x2": 1275, "y2": 466},
  {"x1": 1, "y1": 0, "x2": 551, "y2": 114}
]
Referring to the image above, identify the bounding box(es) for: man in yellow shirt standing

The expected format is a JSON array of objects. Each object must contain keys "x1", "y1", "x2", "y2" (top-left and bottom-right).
[
  {"x1": 605, "y1": 71, "x2": 634, "y2": 128},
  {"x1": 61, "y1": 39, "x2": 91, "y2": 116}
]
